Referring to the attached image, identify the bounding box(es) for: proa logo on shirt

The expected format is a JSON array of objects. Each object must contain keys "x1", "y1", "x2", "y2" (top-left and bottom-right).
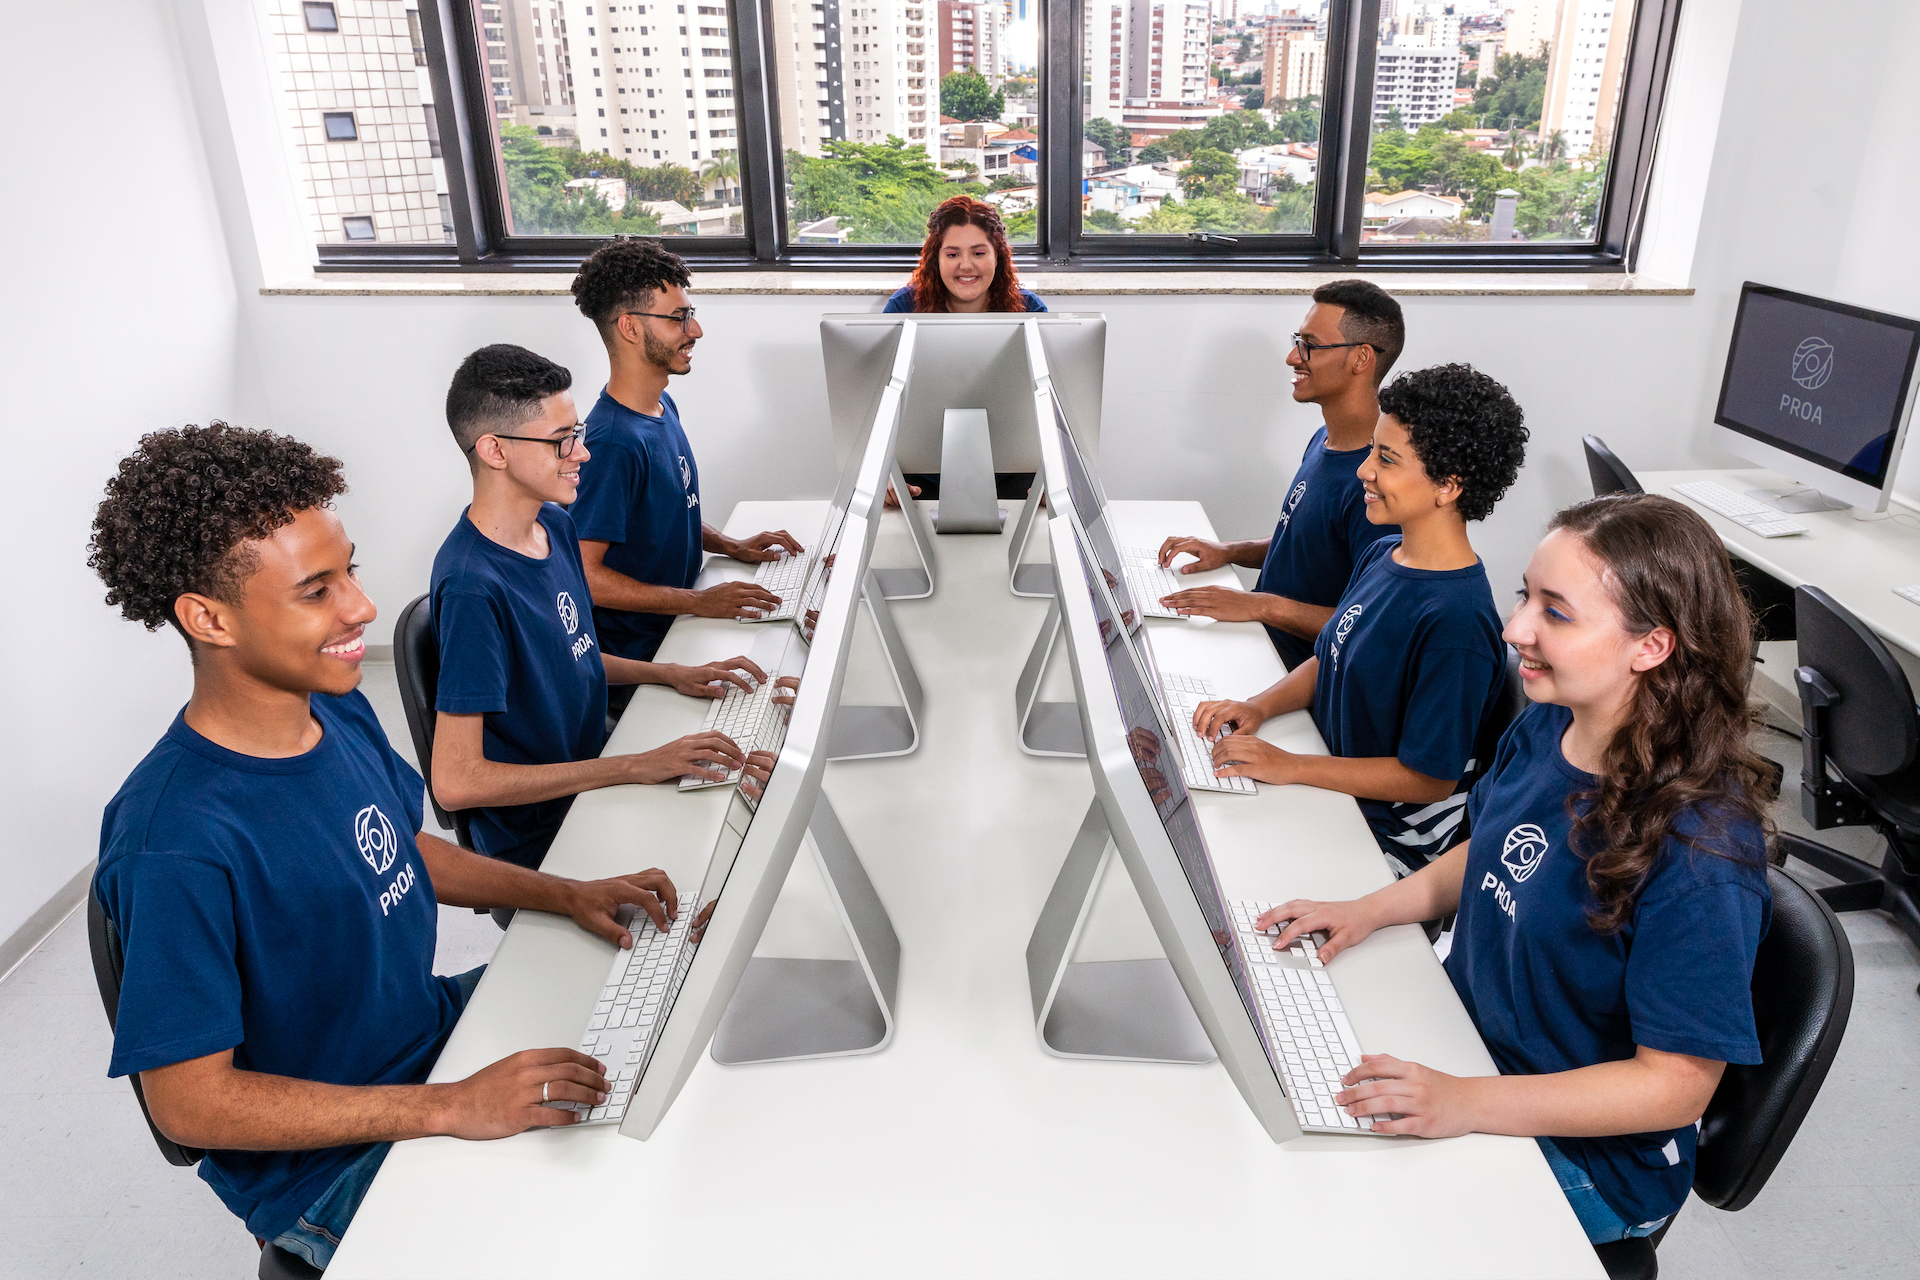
[
  {"x1": 1328, "y1": 603, "x2": 1363, "y2": 672},
  {"x1": 1276, "y1": 480, "x2": 1308, "y2": 532},
  {"x1": 1501, "y1": 823, "x2": 1550, "y2": 883},
  {"x1": 557, "y1": 590, "x2": 579, "y2": 635},
  {"x1": 355, "y1": 804, "x2": 398, "y2": 876},
  {"x1": 679, "y1": 455, "x2": 699, "y2": 509}
]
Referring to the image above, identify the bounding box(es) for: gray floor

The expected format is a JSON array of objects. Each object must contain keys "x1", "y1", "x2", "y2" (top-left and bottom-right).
[{"x1": 1, "y1": 669, "x2": 1914, "y2": 1278}]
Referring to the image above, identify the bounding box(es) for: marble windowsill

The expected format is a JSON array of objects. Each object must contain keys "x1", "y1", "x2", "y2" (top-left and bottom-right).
[{"x1": 262, "y1": 269, "x2": 1691, "y2": 298}]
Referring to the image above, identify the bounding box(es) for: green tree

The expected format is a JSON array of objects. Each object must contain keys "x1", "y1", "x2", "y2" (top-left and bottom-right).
[
  {"x1": 1513, "y1": 158, "x2": 1606, "y2": 241},
  {"x1": 1137, "y1": 143, "x2": 1170, "y2": 164},
  {"x1": 700, "y1": 150, "x2": 741, "y2": 200},
  {"x1": 1180, "y1": 147, "x2": 1239, "y2": 199},
  {"x1": 784, "y1": 136, "x2": 953, "y2": 244},
  {"x1": 940, "y1": 71, "x2": 1003, "y2": 122},
  {"x1": 1158, "y1": 128, "x2": 1203, "y2": 160},
  {"x1": 1271, "y1": 95, "x2": 1321, "y2": 143},
  {"x1": 1084, "y1": 208, "x2": 1126, "y2": 232},
  {"x1": 1473, "y1": 46, "x2": 1550, "y2": 131},
  {"x1": 1263, "y1": 186, "x2": 1314, "y2": 233},
  {"x1": 500, "y1": 125, "x2": 662, "y2": 235},
  {"x1": 1084, "y1": 116, "x2": 1132, "y2": 168}
]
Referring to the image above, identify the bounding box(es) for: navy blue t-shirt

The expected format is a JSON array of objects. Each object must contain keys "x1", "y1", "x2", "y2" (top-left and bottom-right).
[
  {"x1": 882, "y1": 285, "x2": 1048, "y2": 313},
  {"x1": 1311, "y1": 536, "x2": 1504, "y2": 866},
  {"x1": 431, "y1": 504, "x2": 609, "y2": 868},
  {"x1": 571, "y1": 388, "x2": 704, "y2": 660},
  {"x1": 1448, "y1": 701, "x2": 1769, "y2": 1227},
  {"x1": 1253, "y1": 427, "x2": 1397, "y2": 669},
  {"x1": 95, "y1": 692, "x2": 466, "y2": 1241}
]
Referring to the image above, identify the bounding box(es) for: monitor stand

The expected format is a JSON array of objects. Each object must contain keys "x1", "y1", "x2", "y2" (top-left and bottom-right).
[
  {"x1": 1747, "y1": 485, "x2": 1851, "y2": 513},
  {"x1": 1005, "y1": 481, "x2": 1053, "y2": 597},
  {"x1": 1013, "y1": 592, "x2": 1086, "y2": 757},
  {"x1": 1025, "y1": 801, "x2": 1216, "y2": 1063},
  {"x1": 710, "y1": 791, "x2": 899, "y2": 1063},
  {"x1": 870, "y1": 457, "x2": 937, "y2": 600},
  {"x1": 929, "y1": 409, "x2": 1008, "y2": 533},
  {"x1": 827, "y1": 569, "x2": 925, "y2": 760}
]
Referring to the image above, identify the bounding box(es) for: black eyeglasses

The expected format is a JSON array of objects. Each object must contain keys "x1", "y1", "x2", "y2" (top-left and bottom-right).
[
  {"x1": 475, "y1": 425, "x2": 585, "y2": 458},
  {"x1": 1292, "y1": 332, "x2": 1383, "y2": 364},
  {"x1": 623, "y1": 308, "x2": 697, "y2": 332}
]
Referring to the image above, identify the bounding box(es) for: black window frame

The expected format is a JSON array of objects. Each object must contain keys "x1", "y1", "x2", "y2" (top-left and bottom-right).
[{"x1": 319, "y1": 0, "x2": 1682, "y2": 274}]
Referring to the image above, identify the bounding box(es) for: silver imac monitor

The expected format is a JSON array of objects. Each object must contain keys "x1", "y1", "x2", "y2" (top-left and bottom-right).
[
  {"x1": 616, "y1": 393, "x2": 896, "y2": 1139},
  {"x1": 1045, "y1": 513, "x2": 1305, "y2": 1143},
  {"x1": 1713, "y1": 282, "x2": 1920, "y2": 513}
]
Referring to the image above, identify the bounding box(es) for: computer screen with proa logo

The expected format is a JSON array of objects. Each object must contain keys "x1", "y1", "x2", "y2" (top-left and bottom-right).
[{"x1": 1714, "y1": 283, "x2": 1920, "y2": 511}]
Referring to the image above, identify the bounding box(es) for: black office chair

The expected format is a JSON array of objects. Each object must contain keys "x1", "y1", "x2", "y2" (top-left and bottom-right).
[
  {"x1": 1594, "y1": 863, "x2": 1855, "y2": 1280},
  {"x1": 88, "y1": 892, "x2": 326, "y2": 1279},
  {"x1": 1777, "y1": 585, "x2": 1920, "y2": 965},
  {"x1": 393, "y1": 593, "x2": 472, "y2": 851},
  {"x1": 1582, "y1": 434, "x2": 1644, "y2": 497}
]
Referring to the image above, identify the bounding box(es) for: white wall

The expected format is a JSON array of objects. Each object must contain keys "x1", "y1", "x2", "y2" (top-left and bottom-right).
[{"x1": 0, "y1": 0, "x2": 256, "y2": 949}]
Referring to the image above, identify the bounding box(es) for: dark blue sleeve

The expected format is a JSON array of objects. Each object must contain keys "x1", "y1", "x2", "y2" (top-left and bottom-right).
[
  {"x1": 98, "y1": 852, "x2": 244, "y2": 1078},
  {"x1": 570, "y1": 437, "x2": 644, "y2": 546},
  {"x1": 882, "y1": 286, "x2": 915, "y2": 313},
  {"x1": 434, "y1": 591, "x2": 510, "y2": 717},
  {"x1": 1023, "y1": 290, "x2": 1049, "y2": 312},
  {"x1": 1395, "y1": 644, "x2": 1500, "y2": 781},
  {"x1": 1465, "y1": 704, "x2": 1531, "y2": 833},
  {"x1": 1626, "y1": 868, "x2": 1768, "y2": 1064}
]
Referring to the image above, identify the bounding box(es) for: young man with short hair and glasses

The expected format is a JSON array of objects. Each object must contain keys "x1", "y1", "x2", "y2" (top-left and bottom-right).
[
  {"x1": 568, "y1": 241, "x2": 801, "y2": 686},
  {"x1": 1157, "y1": 279, "x2": 1407, "y2": 668},
  {"x1": 430, "y1": 343, "x2": 778, "y2": 872}
]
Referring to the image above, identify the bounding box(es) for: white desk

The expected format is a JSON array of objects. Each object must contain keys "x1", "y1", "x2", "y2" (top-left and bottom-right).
[
  {"x1": 1646, "y1": 467, "x2": 1920, "y2": 656},
  {"x1": 331, "y1": 499, "x2": 1598, "y2": 1280}
]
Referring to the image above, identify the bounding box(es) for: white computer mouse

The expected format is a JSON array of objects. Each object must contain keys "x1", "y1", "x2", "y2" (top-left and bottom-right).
[
  {"x1": 1186, "y1": 613, "x2": 1217, "y2": 628},
  {"x1": 1168, "y1": 552, "x2": 1200, "y2": 572}
]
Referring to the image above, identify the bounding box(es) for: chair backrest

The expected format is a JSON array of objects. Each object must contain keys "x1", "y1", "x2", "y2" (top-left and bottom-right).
[
  {"x1": 1693, "y1": 864, "x2": 1853, "y2": 1210},
  {"x1": 392, "y1": 592, "x2": 472, "y2": 848},
  {"x1": 1794, "y1": 585, "x2": 1919, "y2": 779},
  {"x1": 86, "y1": 890, "x2": 204, "y2": 1167},
  {"x1": 1582, "y1": 434, "x2": 1644, "y2": 497}
]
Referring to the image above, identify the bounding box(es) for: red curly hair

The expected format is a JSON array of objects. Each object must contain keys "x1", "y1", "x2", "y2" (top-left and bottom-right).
[{"x1": 906, "y1": 196, "x2": 1025, "y2": 313}]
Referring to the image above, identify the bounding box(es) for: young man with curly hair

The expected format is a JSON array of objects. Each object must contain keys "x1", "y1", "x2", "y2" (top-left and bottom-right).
[
  {"x1": 1192, "y1": 364, "x2": 1529, "y2": 869},
  {"x1": 567, "y1": 239, "x2": 801, "y2": 674},
  {"x1": 88, "y1": 424, "x2": 692, "y2": 1269},
  {"x1": 430, "y1": 344, "x2": 780, "y2": 871},
  {"x1": 1157, "y1": 280, "x2": 1406, "y2": 668}
]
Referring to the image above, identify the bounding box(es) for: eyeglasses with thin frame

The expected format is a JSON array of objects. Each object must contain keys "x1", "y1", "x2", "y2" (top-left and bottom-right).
[
  {"x1": 473, "y1": 424, "x2": 586, "y2": 458},
  {"x1": 1291, "y1": 332, "x2": 1383, "y2": 364},
  {"x1": 623, "y1": 307, "x2": 698, "y2": 333}
]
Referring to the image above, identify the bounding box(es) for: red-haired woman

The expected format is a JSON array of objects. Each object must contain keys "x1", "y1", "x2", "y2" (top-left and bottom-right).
[{"x1": 883, "y1": 195, "x2": 1047, "y2": 314}]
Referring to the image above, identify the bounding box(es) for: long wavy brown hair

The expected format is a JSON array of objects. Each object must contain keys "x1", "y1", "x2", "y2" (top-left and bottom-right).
[
  {"x1": 1550, "y1": 494, "x2": 1776, "y2": 933},
  {"x1": 907, "y1": 196, "x2": 1025, "y2": 313}
]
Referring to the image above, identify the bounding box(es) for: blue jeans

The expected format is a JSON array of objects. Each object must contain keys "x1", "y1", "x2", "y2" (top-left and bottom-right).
[
  {"x1": 1537, "y1": 1137, "x2": 1671, "y2": 1245},
  {"x1": 269, "y1": 965, "x2": 487, "y2": 1270}
]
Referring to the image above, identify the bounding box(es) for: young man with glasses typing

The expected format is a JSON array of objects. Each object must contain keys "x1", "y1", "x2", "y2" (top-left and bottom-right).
[
  {"x1": 430, "y1": 345, "x2": 776, "y2": 871},
  {"x1": 568, "y1": 241, "x2": 801, "y2": 691},
  {"x1": 1157, "y1": 280, "x2": 1406, "y2": 669}
]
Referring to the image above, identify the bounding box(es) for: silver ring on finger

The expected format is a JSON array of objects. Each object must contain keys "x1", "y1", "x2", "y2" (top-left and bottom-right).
[{"x1": 541, "y1": 1080, "x2": 550, "y2": 1104}]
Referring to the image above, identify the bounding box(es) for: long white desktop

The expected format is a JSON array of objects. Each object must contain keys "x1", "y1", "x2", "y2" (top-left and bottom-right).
[{"x1": 328, "y1": 498, "x2": 1600, "y2": 1279}]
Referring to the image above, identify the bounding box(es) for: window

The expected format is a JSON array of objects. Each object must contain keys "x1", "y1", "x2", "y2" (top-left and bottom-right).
[
  {"x1": 342, "y1": 215, "x2": 376, "y2": 240},
  {"x1": 322, "y1": 111, "x2": 358, "y2": 141},
  {"x1": 406, "y1": 9, "x2": 427, "y2": 66},
  {"x1": 314, "y1": 0, "x2": 1680, "y2": 269},
  {"x1": 302, "y1": 2, "x2": 338, "y2": 33}
]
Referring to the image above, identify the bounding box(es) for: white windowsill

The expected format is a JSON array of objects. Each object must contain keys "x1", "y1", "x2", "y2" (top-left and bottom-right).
[{"x1": 261, "y1": 269, "x2": 1692, "y2": 298}]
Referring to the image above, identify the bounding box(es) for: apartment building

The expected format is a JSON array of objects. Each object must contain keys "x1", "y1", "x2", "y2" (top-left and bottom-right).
[
  {"x1": 1372, "y1": 42, "x2": 1461, "y2": 128},
  {"x1": 937, "y1": 0, "x2": 1002, "y2": 80},
  {"x1": 1537, "y1": 0, "x2": 1629, "y2": 155},
  {"x1": 1087, "y1": 0, "x2": 1216, "y2": 136},
  {"x1": 1262, "y1": 29, "x2": 1324, "y2": 106}
]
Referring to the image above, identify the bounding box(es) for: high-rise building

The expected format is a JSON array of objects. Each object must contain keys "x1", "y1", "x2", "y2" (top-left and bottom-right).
[
  {"x1": 1537, "y1": 0, "x2": 1629, "y2": 155},
  {"x1": 1388, "y1": 2, "x2": 1460, "y2": 50},
  {"x1": 1087, "y1": 0, "x2": 1214, "y2": 130},
  {"x1": 1372, "y1": 43, "x2": 1461, "y2": 128},
  {"x1": 1501, "y1": 0, "x2": 1557, "y2": 59},
  {"x1": 1263, "y1": 30, "x2": 1325, "y2": 107},
  {"x1": 265, "y1": 0, "x2": 450, "y2": 244},
  {"x1": 495, "y1": 0, "x2": 579, "y2": 130},
  {"x1": 937, "y1": 1, "x2": 1002, "y2": 81}
]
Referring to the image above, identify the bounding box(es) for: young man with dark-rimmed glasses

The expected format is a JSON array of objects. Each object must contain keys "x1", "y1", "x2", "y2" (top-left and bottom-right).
[
  {"x1": 1157, "y1": 279, "x2": 1407, "y2": 669},
  {"x1": 567, "y1": 240, "x2": 801, "y2": 693}
]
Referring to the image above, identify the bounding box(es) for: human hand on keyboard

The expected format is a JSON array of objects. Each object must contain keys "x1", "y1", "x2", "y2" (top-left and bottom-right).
[
  {"x1": 1162, "y1": 584, "x2": 1263, "y2": 623},
  {"x1": 624, "y1": 731, "x2": 746, "y2": 785},
  {"x1": 1193, "y1": 698, "x2": 1264, "y2": 739},
  {"x1": 1156, "y1": 535, "x2": 1232, "y2": 573},
  {"x1": 1333, "y1": 1054, "x2": 1466, "y2": 1137},
  {"x1": 1210, "y1": 733, "x2": 1290, "y2": 785},
  {"x1": 661, "y1": 655, "x2": 768, "y2": 699},
  {"x1": 739, "y1": 750, "x2": 777, "y2": 802},
  {"x1": 440, "y1": 1047, "x2": 612, "y2": 1138},
  {"x1": 1258, "y1": 897, "x2": 1387, "y2": 963},
  {"x1": 772, "y1": 676, "x2": 800, "y2": 706},
  {"x1": 560, "y1": 867, "x2": 680, "y2": 946},
  {"x1": 724, "y1": 529, "x2": 805, "y2": 562},
  {"x1": 691, "y1": 580, "x2": 784, "y2": 620}
]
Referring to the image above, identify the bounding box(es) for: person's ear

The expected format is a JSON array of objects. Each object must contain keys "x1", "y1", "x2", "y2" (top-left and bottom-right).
[
  {"x1": 1434, "y1": 475, "x2": 1464, "y2": 510},
  {"x1": 1629, "y1": 625, "x2": 1677, "y2": 673},
  {"x1": 470, "y1": 435, "x2": 511, "y2": 473},
  {"x1": 175, "y1": 592, "x2": 240, "y2": 652},
  {"x1": 1349, "y1": 343, "x2": 1374, "y2": 382}
]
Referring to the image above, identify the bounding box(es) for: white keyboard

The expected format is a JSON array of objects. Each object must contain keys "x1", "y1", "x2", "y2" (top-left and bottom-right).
[
  {"x1": 1671, "y1": 482, "x2": 1809, "y2": 538},
  {"x1": 1158, "y1": 671, "x2": 1257, "y2": 795},
  {"x1": 1121, "y1": 546, "x2": 1184, "y2": 619},
  {"x1": 678, "y1": 677, "x2": 788, "y2": 790},
  {"x1": 562, "y1": 900, "x2": 697, "y2": 1125},
  {"x1": 742, "y1": 547, "x2": 810, "y2": 622},
  {"x1": 1896, "y1": 585, "x2": 1920, "y2": 606},
  {"x1": 1229, "y1": 900, "x2": 1381, "y2": 1134}
]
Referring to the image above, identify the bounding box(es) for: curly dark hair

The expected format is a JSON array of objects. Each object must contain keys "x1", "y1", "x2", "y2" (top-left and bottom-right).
[
  {"x1": 1311, "y1": 279, "x2": 1405, "y2": 383},
  {"x1": 88, "y1": 423, "x2": 347, "y2": 640},
  {"x1": 1549, "y1": 495, "x2": 1775, "y2": 934},
  {"x1": 446, "y1": 344, "x2": 574, "y2": 454},
  {"x1": 571, "y1": 237, "x2": 692, "y2": 340},
  {"x1": 1376, "y1": 363, "x2": 1528, "y2": 522},
  {"x1": 906, "y1": 196, "x2": 1025, "y2": 313}
]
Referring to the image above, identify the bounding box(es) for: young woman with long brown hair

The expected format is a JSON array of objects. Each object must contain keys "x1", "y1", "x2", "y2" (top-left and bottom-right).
[
  {"x1": 882, "y1": 195, "x2": 1047, "y2": 314},
  {"x1": 1254, "y1": 493, "x2": 1775, "y2": 1245}
]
